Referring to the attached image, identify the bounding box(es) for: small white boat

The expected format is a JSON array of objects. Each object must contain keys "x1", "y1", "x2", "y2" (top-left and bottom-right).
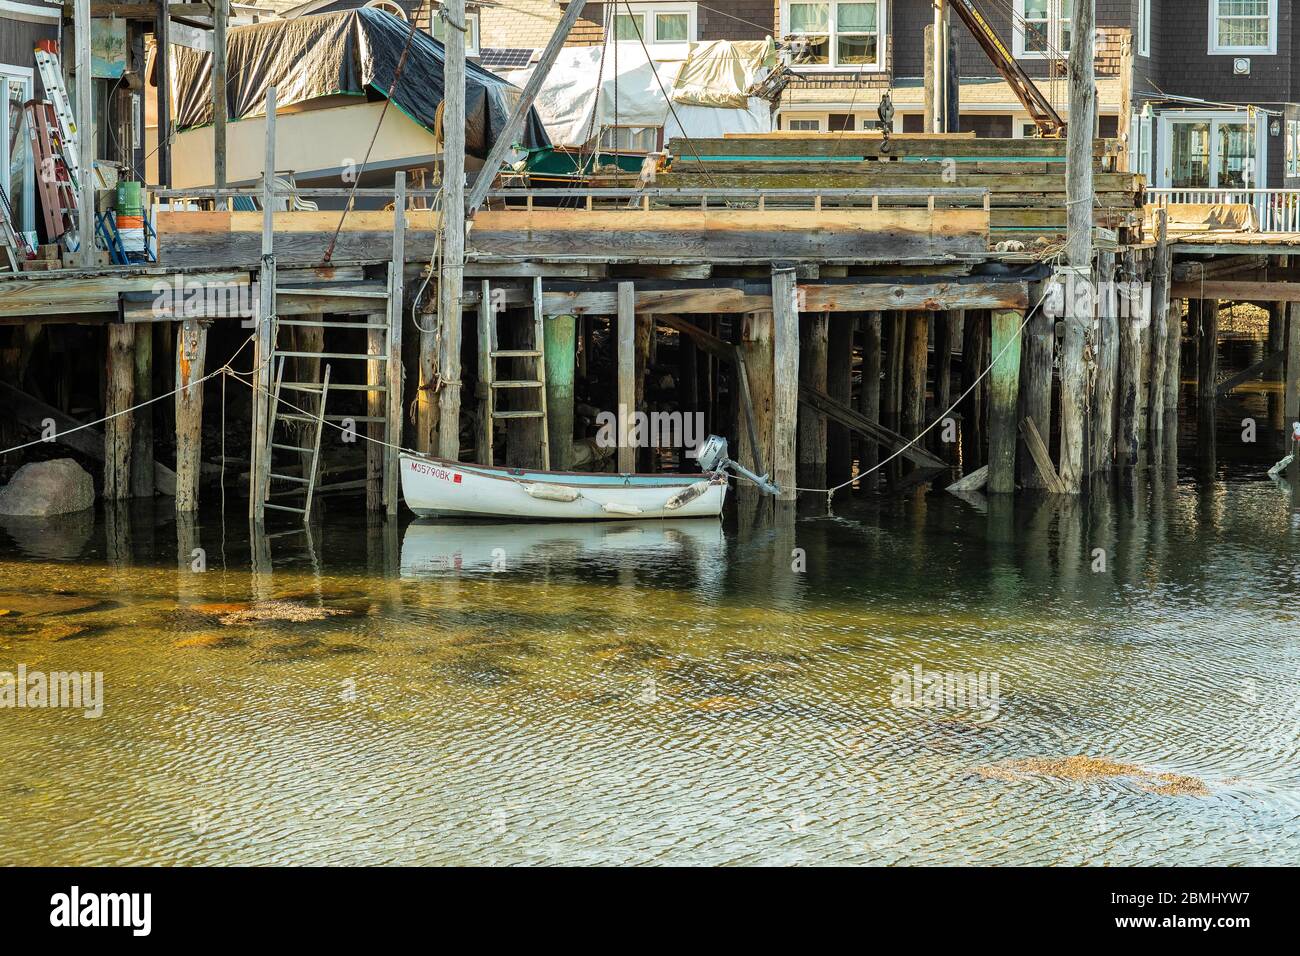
[{"x1": 399, "y1": 454, "x2": 729, "y2": 520}]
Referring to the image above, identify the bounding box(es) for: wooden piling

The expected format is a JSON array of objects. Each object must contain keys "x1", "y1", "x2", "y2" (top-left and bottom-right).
[
  {"x1": 827, "y1": 315, "x2": 855, "y2": 483},
  {"x1": 902, "y1": 312, "x2": 928, "y2": 449},
  {"x1": 616, "y1": 282, "x2": 636, "y2": 474},
  {"x1": 798, "y1": 312, "x2": 828, "y2": 488},
  {"x1": 1117, "y1": 257, "x2": 1144, "y2": 470},
  {"x1": 385, "y1": 178, "x2": 406, "y2": 514},
  {"x1": 1285, "y1": 303, "x2": 1300, "y2": 437},
  {"x1": 475, "y1": 280, "x2": 493, "y2": 465},
  {"x1": 1148, "y1": 211, "x2": 1171, "y2": 444},
  {"x1": 1091, "y1": 253, "x2": 1118, "y2": 474},
  {"x1": 367, "y1": 318, "x2": 384, "y2": 512},
  {"x1": 130, "y1": 323, "x2": 155, "y2": 498},
  {"x1": 294, "y1": 320, "x2": 323, "y2": 482},
  {"x1": 545, "y1": 313, "x2": 577, "y2": 471},
  {"x1": 988, "y1": 309, "x2": 1023, "y2": 494},
  {"x1": 1268, "y1": 299, "x2": 1285, "y2": 431},
  {"x1": 738, "y1": 310, "x2": 775, "y2": 480},
  {"x1": 104, "y1": 324, "x2": 135, "y2": 500},
  {"x1": 771, "y1": 265, "x2": 800, "y2": 501},
  {"x1": 1020, "y1": 288, "x2": 1054, "y2": 487},
  {"x1": 251, "y1": 87, "x2": 276, "y2": 521},
  {"x1": 858, "y1": 311, "x2": 883, "y2": 485},
  {"x1": 635, "y1": 313, "x2": 653, "y2": 470},
  {"x1": 1197, "y1": 298, "x2": 1219, "y2": 415},
  {"x1": 175, "y1": 320, "x2": 208, "y2": 513},
  {"x1": 961, "y1": 310, "x2": 988, "y2": 469},
  {"x1": 934, "y1": 310, "x2": 962, "y2": 457}
]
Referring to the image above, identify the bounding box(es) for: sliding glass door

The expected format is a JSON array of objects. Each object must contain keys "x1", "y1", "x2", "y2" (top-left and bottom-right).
[
  {"x1": 0, "y1": 66, "x2": 35, "y2": 236},
  {"x1": 1159, "y1": 110, "x2": 1266, "y2": 190}
]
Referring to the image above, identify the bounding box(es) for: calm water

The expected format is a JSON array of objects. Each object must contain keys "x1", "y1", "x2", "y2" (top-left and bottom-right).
[{"x1": 2, "y1": 449, "x2": 1298, "y2": 866}]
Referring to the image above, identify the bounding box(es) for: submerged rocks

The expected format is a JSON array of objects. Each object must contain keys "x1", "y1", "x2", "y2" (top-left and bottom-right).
[
  {"x1": 193, "y1": 600, "x2": 354, "y2": 626},
  {"x1": 976, "y1": 755, "x2": 1210, "y2": 797},
  {"x1": 0, "y1": 459, "x2": 94, "y2": 517}
]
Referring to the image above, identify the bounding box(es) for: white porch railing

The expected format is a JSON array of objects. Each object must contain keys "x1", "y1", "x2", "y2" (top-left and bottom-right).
[{"x1": 1147, "y1": 188, "x2": 1300, "y2": 233}]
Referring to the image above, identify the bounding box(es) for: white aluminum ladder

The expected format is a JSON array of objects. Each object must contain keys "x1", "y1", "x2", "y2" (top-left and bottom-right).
[{"x1": 34, "y1": 50, "x2": 81, "y2": 191}]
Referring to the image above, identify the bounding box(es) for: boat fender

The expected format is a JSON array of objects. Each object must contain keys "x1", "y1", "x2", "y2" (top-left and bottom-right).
[
  {"x1": 664, "y1": 480, "x2": 711, "y2": 510},
  {"x1": 602, "y1": 501, "x2": 643, "y2": 515},
  {"x1": 525, "y1": 483, "x2": 581, "y2": 502}
]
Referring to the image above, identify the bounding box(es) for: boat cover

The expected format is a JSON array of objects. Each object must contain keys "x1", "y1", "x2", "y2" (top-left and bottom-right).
[{"x1": 170, "y1": 8, "x2": 549, "y2": 159}]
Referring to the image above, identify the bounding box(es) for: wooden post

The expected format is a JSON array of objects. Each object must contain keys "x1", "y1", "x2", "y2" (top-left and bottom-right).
[
  {"x1": 1162, "y1": 295, "x2": 1183, "y2": 446},
  {"x1": 1148, "y1": 211, "x2": 1171, "y2": 443},
  {"x1": 1117, "y1": 33, "x2": 1132, "y2": 172},
  {"x1": 476, "y1": 279, "x2": 493, "y2": 464},
  {"x1": 175, "y1": 319, "x2": 207, "y2": 513},
  {"x1": 212, "y1": 0, "x2": 229, "y2": 206},
  {"x1": 104, "y1": 325, "x2": 135, "y2": 500},
  {"x1": 1268, "y1": 299, "x2": 1285, "y2": 431},
  {"x1": 902, "y1": 311, "x2": 928, "y2": 444},
  {"x1": 74, "y1": 0, "x2": 95, "y2": 266},
  {"x1": 250, "y1": 87, "x2": 276, "y2": 521},
  {"x1": 1117, "y1": 255, "x2": 1143, "y2": 470},
  {"x1": 291, "y1": 321, "x2": 323, "y2": 482},
  {"x1": 858, "y1": 311, "x2": 882, "y2": 485},
  {"x1": 437, "y1": 162, "x2": 463, "y2": 460},
  {"x1": 798, "y1": 312, "x2": 828, "y2": 488},
  {"x1": 155, "y1": 0, "x2": 172, "y2": 188},
  {"x1": 635, "y1": 313, "x2": 652, "y2": 470},
  {"x1": 934, "y1": 310, "x2": 962, "y2": 454},
  {"x1": 544, "y1": 313, "x2": 576, "y2": 471},
  {"x1": 827, "y1": 315, "x2": 855, "y2": 483},
  {"x1": 1021, "y1": 290, "x2": 1054, "y2": 486},
  {"x1": 961, "y1": 309, "x2": 987, "y2": 468},
  {"x1": 988, "y1": 309, "x2": 1022, "y2": 494},
  {"x1": 1092, "y1": 251, "x2": 1119, "y2": 473},
  {"x1": 1286, "y1": 303, "x2": 1300, "y2": 439},
  {"x1": 130, "y1": 322, "x2": 155, "y2": 498},
  {"x1": 771, "y1": 266, "x2": 800, "y2": 501},
  {"x1": 385, "y1": 174, "x2": 405, "y2": 514},
  {"x1": 367, "y1": 319, "x2": 384, "y2": 512},
  {"x1": 616, "y1": 282, "x2": 636, "y2": 473},
  {"x1": 738, "y1": 310, "x2": 775, "y2": 481},
  {"x1": 1197, "y1": 298, "x2": 1219, "y2": 416}
]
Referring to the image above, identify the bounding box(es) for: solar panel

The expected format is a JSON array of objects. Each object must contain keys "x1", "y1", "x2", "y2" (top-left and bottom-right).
[{"x1": 478, "y1": 48, "x2": 535, "y2": 72}]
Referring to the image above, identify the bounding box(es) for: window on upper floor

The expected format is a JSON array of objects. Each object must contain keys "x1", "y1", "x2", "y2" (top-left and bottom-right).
[
  {"x1": 613, "y1": 2, "x2": 697, "y2": 55},
  {"x1": 781, "y1": 1, "x2": 886, "y2": 71},
  {"x1": 431, "y1": 7, "x2": 481, "y2": 57},
  {"x1": 1137, "y1": 0, "x2": 1151, "y2": 57},
  {"x1": 1013, "y1": 0, "x2": 1071, "y2": 60},
  {"x1": 1209, "y1": 0, "x2": 1277, "y2": 55}
]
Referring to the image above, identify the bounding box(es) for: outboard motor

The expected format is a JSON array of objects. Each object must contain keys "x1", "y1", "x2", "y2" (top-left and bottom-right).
[{"x1": 695, "y1": 435, "x2": 780, "y2": 497}]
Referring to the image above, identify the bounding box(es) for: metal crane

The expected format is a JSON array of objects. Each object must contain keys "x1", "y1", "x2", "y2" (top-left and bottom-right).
[{"x1": 947, "y1": 0, "x2": 1067, "y2": 137}]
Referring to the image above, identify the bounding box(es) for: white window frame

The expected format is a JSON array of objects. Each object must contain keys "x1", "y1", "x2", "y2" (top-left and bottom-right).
[
  {"x1": 786, "y1": 117, "x2": 821, "y2": 131},
  {"x1": 1286, "y1": 119, "x2": 1300, "y2": 178},
  {"x1": 1012, "y1": 0, "x2": 1071, "y2": 60},
  {"x1": 780, "y1": 0, "x2": 887, "y2": 73},
  {"x1": 1132, "y1": 108, "x2": 1154, "y2": 181},
  {"x1": 1208, "y1": 0, "x2": 1277, "y2": 56},
  {"x1": 612, "y1": 2, "x2": 697, "y2": 57},
  {"x1": 0, "y1": 63, "x2": 35, "y2": 236},
  {"x1": 1137, "y1": 0, "x2": 1151, "y2": 57},
  {"x1": 430, "y1": 7, "x2": 481, "y2": 57},
  {"x1": 1156, "y1": 109, "x2": 1268, "y2": 188}
]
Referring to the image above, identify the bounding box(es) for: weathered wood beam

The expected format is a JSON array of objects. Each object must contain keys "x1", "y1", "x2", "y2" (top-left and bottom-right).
[
  {"x1": 104, "y1": 325, "x2": 136, "y2": 499},
  {"x1": 616, "y1": 282, "x2": 636, "y2": 474},
  {"x1": 799, "y1": 385, "x2": 946, "y2": 470},
  {"x1": 988, "y1": 308, "x2": 1022, "y2": 494},
  {"x1": 771, "y1": 267, "x2": 800, "y2": 500},
  {"x1": 175, "y1": 319, "x2": 207, "y2": 512},
  {"x1": 1170, "y1": 280, "x2": 1300, "y2": 302},
  {"x1": 1020, "y1": 416, "x2": 1066, "y2": 494}
]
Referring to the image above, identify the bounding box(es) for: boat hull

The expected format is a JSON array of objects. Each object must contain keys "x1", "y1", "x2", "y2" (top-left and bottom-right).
[{"x1": 399, "y1": 454, "x2": 727, "y2": 521}]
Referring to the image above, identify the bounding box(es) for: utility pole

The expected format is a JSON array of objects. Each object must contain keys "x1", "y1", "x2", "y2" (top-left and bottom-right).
[
  {"x1": 433, "y1": 0, "x2": 466, "y2": 459},
  {"x1": 74, "y1": 0, "x2": 94, "y2": 266},
  {"x1": 1059, "y1": 0, "x2": 1095, "y2": 492},
  {"x1": 213, "y1": 0, "x2": 228, "y2": 208}
]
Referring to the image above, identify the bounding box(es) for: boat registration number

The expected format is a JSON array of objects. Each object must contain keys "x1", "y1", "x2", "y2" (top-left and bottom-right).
[{"x1": 409, "y1": 460, "x2": 463, "y2": 484}]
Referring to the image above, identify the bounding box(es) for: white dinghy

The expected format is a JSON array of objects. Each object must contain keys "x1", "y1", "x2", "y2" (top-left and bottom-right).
[{"x1": 399, "y1": 435, "x2": 776, "y2": 521}]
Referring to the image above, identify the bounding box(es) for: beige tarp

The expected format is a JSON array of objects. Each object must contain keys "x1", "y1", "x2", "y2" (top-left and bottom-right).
[
  {"x1": 1150, "y1": 203, "x2": 1260, "y2": 233},
  {"x1": 671, "y1": 38, "x2": 777, "y2": 110}
]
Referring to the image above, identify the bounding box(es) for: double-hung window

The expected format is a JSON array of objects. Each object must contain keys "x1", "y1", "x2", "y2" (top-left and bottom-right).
[
  {"x1": 1209, "y1": 0, "x2": 1277, "y2": 55},
  {"x1": 783, "y1": 1, "x2": 885, "y2": 71},
  {"x1": 1137, "y1": 0, "x2": 1151, "y2": 57},
  {"x1": 1014, "y1": 0, "x2": 1072, "y2": 59},
  {"x1": 613, "y1": 3, "x2": 696, "y2": 56}
]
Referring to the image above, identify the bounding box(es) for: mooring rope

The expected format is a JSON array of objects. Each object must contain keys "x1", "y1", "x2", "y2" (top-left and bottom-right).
[
  {"x1": 0, "y1": 330, "x2": 258, "y2": 459},
  {"x1": 774, "y1": 267, "x2": 1061, "y2": 507}
]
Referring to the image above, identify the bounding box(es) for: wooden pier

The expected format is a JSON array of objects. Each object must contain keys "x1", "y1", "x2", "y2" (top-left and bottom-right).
[{"x1": 5, "y1": 130, "x2": 1300, "y2": 522}]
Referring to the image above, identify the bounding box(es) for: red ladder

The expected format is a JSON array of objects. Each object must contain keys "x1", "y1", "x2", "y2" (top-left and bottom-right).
[{"x1": 24, "y1": 100, "x2": 78, "y2": 243}]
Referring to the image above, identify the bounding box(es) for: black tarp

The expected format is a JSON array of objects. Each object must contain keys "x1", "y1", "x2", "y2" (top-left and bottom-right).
[{"x1": 171, "y1": 8, "x2": 549, "y2": 160}]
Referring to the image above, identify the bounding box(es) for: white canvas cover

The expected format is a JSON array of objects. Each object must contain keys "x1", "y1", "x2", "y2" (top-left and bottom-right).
[{"x1": 505, "y1": 39, "x2": 773, "y2": 149}]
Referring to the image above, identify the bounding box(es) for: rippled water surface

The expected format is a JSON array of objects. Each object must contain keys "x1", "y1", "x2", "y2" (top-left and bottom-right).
[{"x1": 2, "y1": 463, "x2": 1299, "y2": 865}]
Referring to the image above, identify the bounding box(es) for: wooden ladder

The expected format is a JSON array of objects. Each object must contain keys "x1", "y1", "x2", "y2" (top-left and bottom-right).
[
  {"x1": 479, "y1": 276, "x2": 550, "y2": 468},
  {"x1": 263, "y1": 357, "x2": 331, "y2": 522},
  {"x1": 255, "y1": 265, "x2": 401, "y2": 520}
]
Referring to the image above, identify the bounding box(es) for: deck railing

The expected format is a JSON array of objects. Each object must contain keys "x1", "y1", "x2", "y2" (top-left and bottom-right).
[{"x1": 1147, "y1": 188, "x2": 1300, "y2": 233}]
